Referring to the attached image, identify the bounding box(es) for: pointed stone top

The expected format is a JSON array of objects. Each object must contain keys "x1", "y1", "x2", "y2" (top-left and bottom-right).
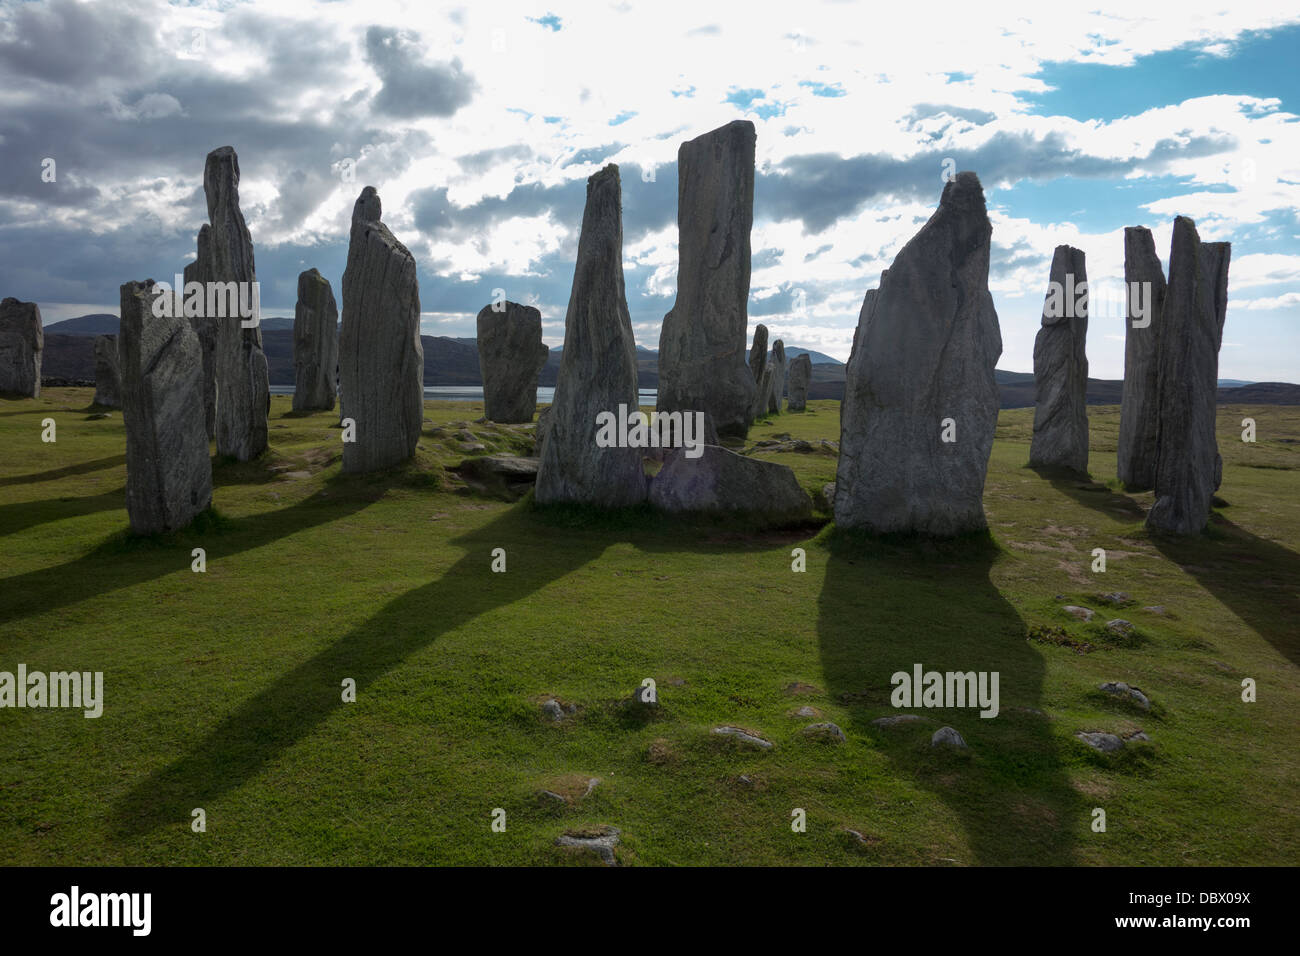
[
  {"x1": 353, "y1": 186, "x2": 382, "y2": 224},
  {"x1": 203, "y1": 147, "x2": 241, "y2": 221},
  {"x1": 588, "y1": 163, "x2": 620, "y2": 191},
  {"x1": 939, "y1": 170, "x2": 987, "y2": 213}
]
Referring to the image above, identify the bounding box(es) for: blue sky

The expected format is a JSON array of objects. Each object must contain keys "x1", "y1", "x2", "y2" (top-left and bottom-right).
[{"x1": 0, "y1": 0, "x2": 1297, "y2": 380}]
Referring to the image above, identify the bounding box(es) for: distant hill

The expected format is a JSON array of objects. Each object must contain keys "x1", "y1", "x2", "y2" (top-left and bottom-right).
[{"x1": 42, "y1": 314, "x2": 118, "y2": 335}]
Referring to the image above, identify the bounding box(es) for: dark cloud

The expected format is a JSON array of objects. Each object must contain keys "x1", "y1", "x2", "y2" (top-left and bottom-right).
[{"x1": 364, "y1": 26, "x2": 476, "y2": 119}]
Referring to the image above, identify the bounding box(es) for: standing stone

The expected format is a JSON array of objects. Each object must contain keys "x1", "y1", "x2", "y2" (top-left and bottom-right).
[
  {"x1": 92, "y1": 334, "x2": 122, "y2": 408},
  {"x1": 339, "y1": 186, "x2": 424, "y2": 473},
  {"x1": 1147, "y1": 217, "x2": 1230, "y2": 534},
  {"x1": 835, "y1": 172, "x2": 1002, "y2": 536},
  {"x1": 749, "y1": 324, "x2": 769, "y2": 382},
  {"x1": 205, "y1": 147, "x2": 269, "y2": 460},
  {"x1": 118, "y1": 280, "x2": 212, "y2": 534},
  {"x1": 787, "y1": 353, "x2": 812, "y2": 411},
  {"x1": 536, "y1": 165, "x2": 647, "y2": 507},
  {"x1": 767, "y1": 339, "x2": 787, "y2": 413},
  {"x1": 1117, "y1": 227, "x2": 1168, "y2": 490},
  {"x1": 749, "y1": 364, "x2": 774, "y2": 421},
  {"x1": 292, "y1": 268, "x2": 338, "y2": 412},
  {"x1": 477, "y1": 301, "x2": 548, "y2": 423},
  {"x1": 0, "y1": 298, "x2": 43, "y2": 397},
  {"x1": 1029, "y1": 245, "x2": 1089, "y2": 473},
  {"x1": 655, "y1": 121, "x2": 758, "y2": 438},
  {"x1": 185, "y1": 224, "x2": 218, "y2": 440}
]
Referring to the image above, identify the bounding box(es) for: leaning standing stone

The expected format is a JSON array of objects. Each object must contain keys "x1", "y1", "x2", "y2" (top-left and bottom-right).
[
  {"x1": 535, "y1": 165, "x2": 647, "y2": 507},
  {"x1": 292, "y1": 268, "x2": 338, "y2": 412},
  {"x1": 477, "y1": 301, "x2": 549, "y2": 424},
  {"x1": 1117, "y1": 226, "x2": 1167, "y2": 490},
  {"x1": 655, "y1": 121, "x2": 758, "y2": 438},
  {"x1": 767, "y1": 339, "x2": 787, "y2": 413},
  {"x1": 1147, "y1": 217, "x2": 1230, "y2": 534},
  {"x1": 93, "y1": 334, "x2": 122, "y2": 408},
  {"x1": 119, "y1": 280, "x2": 212, "y2": 534},
  {"x1": 339, "y1": 186, "x2": 425, "y2": 473},
  {"x1": 834, "y1": 172, "x2": 1002, "y2": 536},
  {"x1": 0, "y1": 298, "x2": 43, "y2": 397},
  {"x1": 749, "y1": 323, "x2": 769, "y2": 383},
  {"x1": 786, "y1": 353, "x2": 812, "y2": 411},
  {"x1": 1029, "y1": 245, "x2": 1089, "y2": 473}
]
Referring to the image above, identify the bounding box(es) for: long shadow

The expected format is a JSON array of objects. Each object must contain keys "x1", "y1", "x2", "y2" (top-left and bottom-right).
[
  {"x1": 0, "y1": 475, "x2": 381, "y2": 629},
  {"x1": 817, "y1": 530, "x2": 1081, "y2": 864},
  {"x1": 0, "y1": 455, "x2": 126, "y2": 487},
  {"x1": 1028, "y1": 465, "x2": 1147, "y2": 523},
  {"x1": 1152, "y1": 515, "x2": 1300, "y2": 668},
  {"x1": 0, "y1": 487, "x2": 125, "y2": 538},
  {"x1": 111, "y1": 506, "x2": 606, "y2": 837}
]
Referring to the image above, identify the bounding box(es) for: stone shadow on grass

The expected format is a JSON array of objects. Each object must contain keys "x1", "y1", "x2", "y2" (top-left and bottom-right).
[
  {"x1": 0, "y1": 487, "x2": 126, "y2": 538},
  {"x1": 1029, "y1": 466, "x2": 1148, "y2": 523},
  {"x1": 817, "y1": 528, "x2": 1082, "y2": 865},
  {"x1": 0, "y1": 454, "x2": 126, "y2": 487}
]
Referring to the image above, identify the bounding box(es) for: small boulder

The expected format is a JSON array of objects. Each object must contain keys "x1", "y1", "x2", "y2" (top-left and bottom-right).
[
  {"x1": 711, "y1": 726, "x2": 773, "y2": 750},
  {"x1": 931, "y1": 726, "x2": 967, "y2": 748}
]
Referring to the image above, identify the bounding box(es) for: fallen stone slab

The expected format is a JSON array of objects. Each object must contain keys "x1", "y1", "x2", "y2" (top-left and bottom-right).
[
  {"x1": 711, "y1": 726, "x2": 773, "y2": 750},
  {"x1": 649, "y1": 444, "x2": 812, "y2": 523}
]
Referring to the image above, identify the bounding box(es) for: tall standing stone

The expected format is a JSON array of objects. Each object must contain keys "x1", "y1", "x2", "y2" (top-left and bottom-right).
[
  {"x1": 749, "y1": 364, "x2": 774, "y2": 422},
  {"x1": 656, "y1": 121, "x2": 758, "y2": 438},
  {"x1": 834, "y1": 172, "x2": 1002, "y2": 536},
  {"x1": 0, "y1": 298, "x2": 43, "y2": 397},
  {"x1": 787, "y1": 353, "x2": 812, "y2": 412},
  {"x1": 767, "y1": 339, "x2": 787, "y2": 413},
  {"x1": 118, "y1": 280, "x2": 212, "y2": 534},
  {"x1": 292, "y1": 268, "x2": 338, "y2": 412},
  {"x1": 536, "y1": 165, "x2": 647, "y2": 507},
  {"x1": 1147, "y1": 217, "x2": 1230, "y2": 534},
  {"x1": 339, "y1": 186, "x2": 424, "y2": 473},
  {"x1": 1117, "y1": 227, "x2": 1167, "y2": 490},
  {"x1": 1029, "y1": 245, "x2": 1089, "y2": 473},
  {"x1": 205, "y1": 147, "x2": 269, "y2": 460},
  {"x1": 93, "y1": 334, "x2": 122, "y2": 408},
  {"x1": 477, "y1": 301, "x2": 549, "y2": 423},
  {"x1": 185, "y1": 224, "x2": 218, "y2": 440},
  {"x1": 749, "y1": 324, "x2": 768, "y2": 382}
]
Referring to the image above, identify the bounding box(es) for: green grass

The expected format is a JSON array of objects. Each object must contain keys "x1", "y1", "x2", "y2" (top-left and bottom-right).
[{"x1": 1, "y1": 391, "x2": 1297, "y2": 865}]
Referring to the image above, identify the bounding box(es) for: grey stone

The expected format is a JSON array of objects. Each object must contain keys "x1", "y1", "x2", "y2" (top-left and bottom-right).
[
  {"x1": 451, "y1": 455, "x2": 539, "y2": 500},
  {"x1": 629, "y1": 682, "x2": 658, "y2": 707},
  {"x1": 534, "y1": 405, "x2": 552, "y2": 457},
  {"x1": 872, "y1": 714, "x2": 934, "y2": 728},
  {"x1": 541, "y1": 699, "x2": 565, "y2": 721},
  {"x1": 1117, "y1": 226, "x2": 1168, "y2": 490},
  {"x1": 1147, "y1": 217, "x2": 1230, "y2": 534},
  {"x1": 786, "y1": 352, "x2": 812, "y2": 411},
  {"x1": 477, "y1": 300, "x2": 548, "y2": 424},
  {"x1": 339, "y1": 186, "x2": 424, "y2": 473},
  {"x1": 835, "y1": 173, "x2": 1002, "y2": 536},
  {"x1": 1029, "y1": 245, "x2": 1089, "y2": 473},
  {"x1": 931, "y1": 726, "x2": 967, "y2": 748},
  {"x1": 0, "y1": 298, "x2": 42, "y2": 397},
  {"x1": 184, "y1": 224, "x2": 217, "y2": 440},
  {"x1": 711, "y1": 726, "x2": 773, "y2": 749},
  {"x1": 1063, "y1": 605, "x2": 1095, "y2": 621},
  {"x1": 555, "y1": 825, "x2": 620, "y2": 866},
  {"x1": 1099, "y1": 681, "x2": 1150, "y2": 710},
  {"x1": 118, "y1": 280, "x2": 212, "y2": 535},
  {"x1": 1105, "y1": 619, "x2": 1135, "y2": 638},
  {"x1": 648, "y1": 444, "x2": 812, "y2": 522},
  {"x1": 656, "y1": 121, "x2": 758, "y2": 439},
  {"x1": 1099, "y1": 591, "x2": 1131, "y2": 605},
  {"x1": 767, "y1": 339, "x2": 787, "y2": 414},
  {"x1": 204, "y1": 146, "x2": 269, "y2": 461},
  {"x1": 292, "y1": 268, "x2": 338, "y2": 412},
  {"x1": 802, "y1": 722, "x2": 846, "y2": 743},
  {"x1": 749, "y1": 323, "x2": 768, "y2": 382},
  {"x1": 749, "y1": 364, "x2": 774, "y2": 421},
  {"x1": 535, "y1": 166, "x2": 647, "y2": 507},
  {"x1": 92, "y1": 334, "x2": 122, "y2": 408},
  {"x1": 1075, "y1": 731, "x2": 1125, "y2": 753}
]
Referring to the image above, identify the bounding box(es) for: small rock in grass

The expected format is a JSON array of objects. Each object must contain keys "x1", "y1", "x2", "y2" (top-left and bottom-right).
[
  {"x1": 1063, "y1": 605, "x2": 1095, "y2": 621},
  {"x1": 711, "y1": 726, "x2": 773, "y2": 750},
  {"x1": 1099, "y1": 681, "x2": 1150, "y2": 710},
  {"x1": 931, "y1": 726, "x2": 967, "y2": 749},
  {"x1": 1075, "y1": 731, "x2": 1125, "y2": 752},
  {"x1": 1098, "y1": 591, "x2": 1131, "y2": 606},
  {"x1": 541, "y1": 699, "x2": 565, "y2": 721},
  {"x1": 872, "y1": 714, "x2": 932, "y2": 728},
  {"x1": 555, "y1": 826, "x2": 620, "y2": 866},
  {"x1": 1105, "y1": 619, "x2": 1135, "y2": 638},
  {"x1": 792, "y1": 705, "x2": 821, "y2": 718},
  {"x1": 1143, "y1": 605, "x2": 1168, "y2": 615},
  {"x1": 802, "y1": 722, "x2": 846, "y2": 743}
]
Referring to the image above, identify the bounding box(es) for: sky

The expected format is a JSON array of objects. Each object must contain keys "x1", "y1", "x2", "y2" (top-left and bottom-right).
[{"x1": 1, "y1": 0, "x2": 1298, "y2": 380}]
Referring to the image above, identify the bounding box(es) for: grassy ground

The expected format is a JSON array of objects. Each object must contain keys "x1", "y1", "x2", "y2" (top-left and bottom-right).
[{"x1": 1, "y1": 390, "x2": 1296, "y2": 865}]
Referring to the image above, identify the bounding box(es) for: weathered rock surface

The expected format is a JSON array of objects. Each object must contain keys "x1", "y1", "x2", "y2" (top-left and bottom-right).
[
  {"x1": 1117, "y1": 226, "x2": 1168, "y2": 490},
  {"x1": 339, "y1": 186, "x2": 424, "y2": 473},
  {"x1": 766, "y1": 339, "x2": 787, "y2": 413},
  {"x1": 802, "y1": 722, "x2": 846, "y2": 743},
  {"x1": 648, "y1": 444, "x2": 812, "y2": 522},
  {"x1": 932, "y1": 726, "x2": 967, "y2": 748},
  {"x1": 656, "y1": 121, "x2": 758, "y2": 438},
  {"x1": 835, "y1": 172, "x2": 1003, "y2": 535},
  {"x1": 711, "y1": 726, "x2": 773, "y2": 750},
  {"x1": 205, "y1": 147, "x2": 269, "y2": 460},
  {"x1": 1147, "y1": 217, "x2": 1230, "y2": 534},
  {"x1": 92, "y1": 334, "x2": 122, "y2": 408},
  {"x1": 0, "y1": 298, "x2": 43, "y2": 397},
  {"x1": 786, "y1": 352, "x2": 812, "y2": 411},
  {"x1": 292, "y1": 268, "x2": 338, "y2": 412},
  {"x1": 749, "y1": 364, "x2": 774, "y2": 421},
  {"x1": 1099, "y1": 681, "x2": 1150, "y2": 710},
  {"x1": 451, "y1": 454, "x2": 539, "y2": 500},
  {"x1": 477, "y1": 300, "x2": 548, "y2": 423},
  {"x1": 535, "y1": 165, "x2": 647, "y2": 507},
  {"x1": 749, "y1": 323, "x2": 768, "y2": 382},
  {"x1": 118, "y1": 280, "x2": 212, "y2": 534},
  {"x1": 184, "y1": 224, "x2": 218, "y2": 439},
  {"x1": 1029, "y1": 245, "x2": 1089, "y2": 473},
  {"x1": 555, "y1": 825, "x2": 621, "y2": 866}
]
